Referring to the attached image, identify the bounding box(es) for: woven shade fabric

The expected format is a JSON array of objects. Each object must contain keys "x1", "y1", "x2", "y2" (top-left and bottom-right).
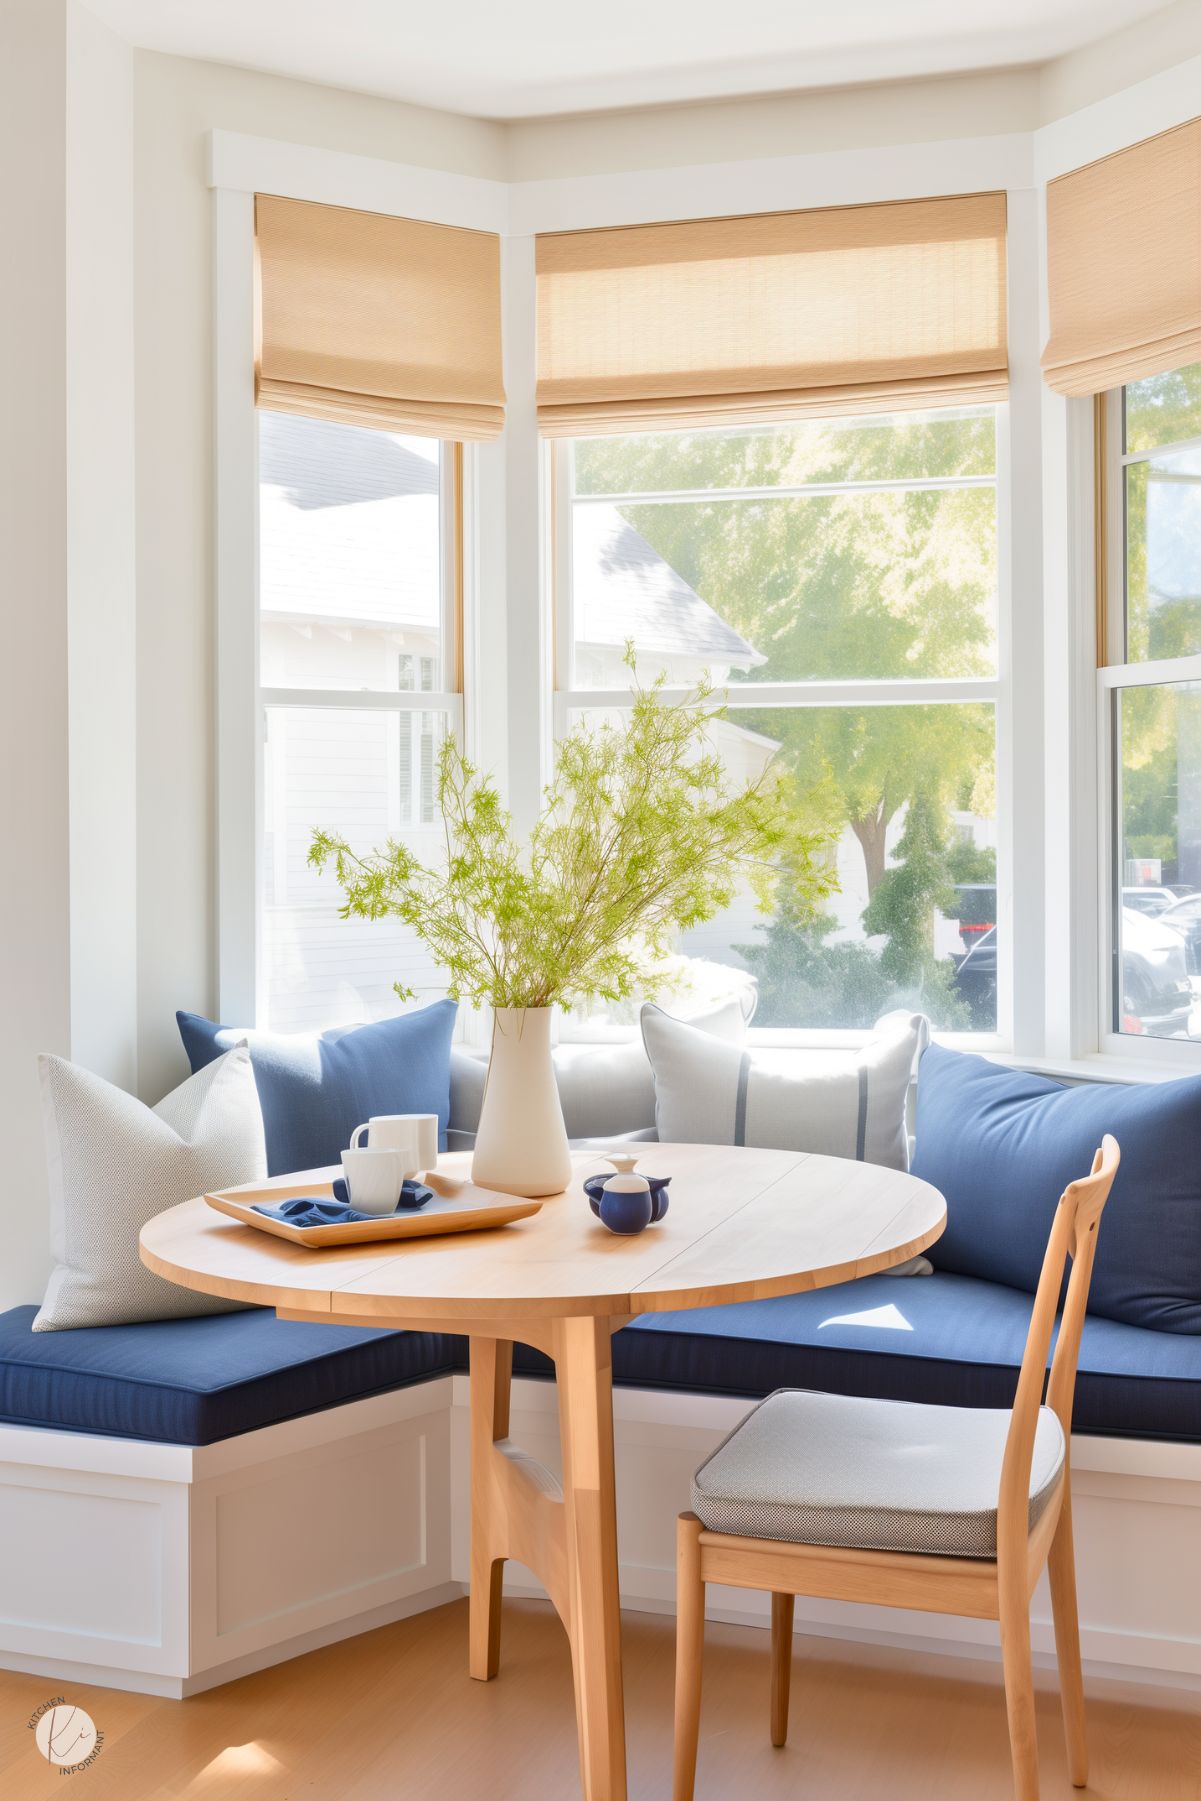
[
  {"x1": 535, "y1": 193, "x2": 1007, "y2": 436},
  {"x1": 1042, "y1": 117, "x2": 1201, "y2": 397},
  {"x1": 256, "y1": 194, "x2": 505, "y2": 440}
]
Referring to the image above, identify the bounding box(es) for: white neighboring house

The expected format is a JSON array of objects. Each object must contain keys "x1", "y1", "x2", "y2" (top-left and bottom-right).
[
  {"x1": 259, "y1": 414, "x2": 447, "y2": 1031},
  {"x1": 259, "y1": 414, "x2": 780, "y2": 1031}
]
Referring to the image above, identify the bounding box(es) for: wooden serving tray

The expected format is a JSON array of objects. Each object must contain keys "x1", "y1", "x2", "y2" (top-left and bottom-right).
[{"x1": 203, "y1": 1171, "x2": 542, "y2": 1247}]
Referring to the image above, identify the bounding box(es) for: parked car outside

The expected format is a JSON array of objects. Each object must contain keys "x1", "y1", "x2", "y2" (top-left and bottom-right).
[
  {"x1": 951, "y1": 882, "x2": 996, "y2": 956},
  {"x1": 955, "y1": 910, "x2": 1195, "y2": 1037},
  {"x1": 1156, "y1": 893, "x2": 1201, "y2": 973},
  {"x1": 1117, "y1": 906, "x2": 1196, "y2": 1036},
  {"x1": 1121, "y1": 886, "x2": 1180, "y2": 916}
]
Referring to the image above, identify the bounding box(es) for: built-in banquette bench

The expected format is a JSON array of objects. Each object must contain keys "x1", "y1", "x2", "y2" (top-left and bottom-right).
[{"x1": 1, "y1": 1037, "x2": 1200, "y2": 1697}]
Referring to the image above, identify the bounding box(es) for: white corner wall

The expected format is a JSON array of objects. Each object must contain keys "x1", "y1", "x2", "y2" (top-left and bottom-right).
[
  {"x1": 66, "y1": 0, "x2": 138, "y2": 1095},
  {"x1": 0, "y1": 1, "x2": 72, "y2": 1313},
  {"x1": 0, "y1": 0, "x2": 137, "y2": 1313}
]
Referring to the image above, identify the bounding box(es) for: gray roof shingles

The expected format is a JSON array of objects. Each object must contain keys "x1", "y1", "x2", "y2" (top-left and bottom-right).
[{"x1": 259, "y1": 410, "x2": 763, "y2": 666}]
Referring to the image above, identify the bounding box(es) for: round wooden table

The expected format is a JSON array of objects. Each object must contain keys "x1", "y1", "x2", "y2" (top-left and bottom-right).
[{"x1": 141, "y1": 1142, "x2": 944, "y2": 1801}]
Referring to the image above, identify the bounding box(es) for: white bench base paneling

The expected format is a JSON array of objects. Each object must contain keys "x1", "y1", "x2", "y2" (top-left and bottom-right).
[
  {"x1": 0, "y1": 1377, "x2": 455, "y2": 1697},
  {"x1": 3, "y1": 1370, "x2": 1200, "y2": 1696},
  {"x1": 450, "y1": 1376, "x2": 1201, "y2": 1692}
]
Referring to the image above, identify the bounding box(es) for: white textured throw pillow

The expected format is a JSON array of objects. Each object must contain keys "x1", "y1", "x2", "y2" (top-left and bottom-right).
[
  {"x1": 640, "y1": 1007, "x2": 932, "y2": 1272},
  {"x1": 449, "y1": 996, "x2": 751, "y2": 1142},
  {"x1": 34, "y1": 1048, "x2": 267, "y2": 1331}
]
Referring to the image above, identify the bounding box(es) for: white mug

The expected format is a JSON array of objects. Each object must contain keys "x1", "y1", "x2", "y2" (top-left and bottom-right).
[
  {"x1": 340, "y1": 1147, "x2": 404, "y2": 1215},
  {"x1": 350, "y1": 1113, "x2": 437, "y2": 1174}
]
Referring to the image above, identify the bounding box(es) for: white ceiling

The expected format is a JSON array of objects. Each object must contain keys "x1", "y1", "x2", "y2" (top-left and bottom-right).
[{"x1": 83, "y1": 0, "x2": 1171, "y2": 120}]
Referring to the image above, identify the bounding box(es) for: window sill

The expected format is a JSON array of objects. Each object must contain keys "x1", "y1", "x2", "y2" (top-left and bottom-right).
[
  {"x1": 555, "y1": 1031, "x2": 1199, "y2": 1086},
  {"x1": 987, "y1": 1051, "x2": 1197, "y2": 1086}
]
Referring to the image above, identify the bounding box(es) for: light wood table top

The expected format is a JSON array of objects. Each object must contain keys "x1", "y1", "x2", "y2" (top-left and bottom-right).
[{"x1": 139, "y1": 1142, "x2": 945, "y2": 1325}]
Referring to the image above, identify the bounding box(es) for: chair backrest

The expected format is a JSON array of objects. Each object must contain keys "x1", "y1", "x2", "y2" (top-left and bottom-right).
[{"x1": 996, "y1": 1136, "x2": 1120, "y2": 1545}]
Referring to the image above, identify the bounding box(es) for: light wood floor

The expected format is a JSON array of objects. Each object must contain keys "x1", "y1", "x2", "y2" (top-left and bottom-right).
[{"x1": 2, "y1": 1600, "x2": 1198, "y2": 1800}]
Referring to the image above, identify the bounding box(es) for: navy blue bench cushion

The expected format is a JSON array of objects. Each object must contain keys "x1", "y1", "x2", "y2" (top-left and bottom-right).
[
  {"x1": 0, "y1": 1306, "x2": 457, "y2": 1446},
  {"x1": 501, "y1": 1271, "x2": 1201, "y2": 1443}
]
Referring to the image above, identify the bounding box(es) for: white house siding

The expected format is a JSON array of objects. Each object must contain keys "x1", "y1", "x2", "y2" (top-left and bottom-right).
[{"x1": 262, "y1": 706, "x2": 444, "y2": 1032}]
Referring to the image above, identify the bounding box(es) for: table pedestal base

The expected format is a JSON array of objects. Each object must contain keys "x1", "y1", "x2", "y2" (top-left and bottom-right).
[{"x1": 469, "y1": 1319, "x2": 629, "y2": 1801}]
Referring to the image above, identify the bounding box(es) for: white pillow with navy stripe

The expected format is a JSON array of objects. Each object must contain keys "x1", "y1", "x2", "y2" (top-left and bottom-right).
[{"x1": 640, "y1": 1007, "x2": 930, "y2": 1270}]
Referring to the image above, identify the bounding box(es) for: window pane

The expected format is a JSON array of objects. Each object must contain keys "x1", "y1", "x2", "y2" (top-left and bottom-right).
[
  {"x1": 1124, "y1": 361, "x2": 1201, "y2": 456},
  {"x1": 572, "y1": 407, "x2": 996, "y2": 495},
  {"x1": 1115, "y1": 682, "x2": 1201, "y2": 1041},
  {"x1": 1124, "y1": 446, "x2": 1201, "y2": 662},
  {"x1": 258, "y1": 411, "x2": 442, "y2": 692},
  {"x1": 558, "y1": 701, "x2": 996, "y2": 1036},
  {"x1": 262, "y1": 705, "x2": 448, "y2": 1032},
  {"x1": 570, "y1": 485, "x2": 996, "y2": 687}
]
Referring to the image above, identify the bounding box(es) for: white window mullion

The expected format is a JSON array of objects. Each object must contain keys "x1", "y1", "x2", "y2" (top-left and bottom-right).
[
  {"x1": 260, "y1": 687, "x2": 463, "y2": 713},
  {"x1": 552, "y1": 439, "x2": 575, "y2": 697},
  {"x1": 571, "y1": 473, "x2": 996, "y2": 507},
  {"x1": 1099, "y1": 357, "x2": 1201, "y2": 1063},
  {"x1": 1100, "y1": 655, "x2": 1201, "y2": 691},
  {"x1": 561, "y1": 679, "x2": 1000, "y2": 711},
  {"x1": 214, "y1": 187, "x2": 261, "y2": 1027}
]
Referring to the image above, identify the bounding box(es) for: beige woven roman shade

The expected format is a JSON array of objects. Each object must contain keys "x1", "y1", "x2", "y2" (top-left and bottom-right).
[
  {"x1": 255, "y1": 194, "x2": 505, "y2": 440},
  {"x1": 1041, "y1": 117, "x2": 1201, "y2": 396},
  {"x1": 535, "y1": 193, "x2": 1008, "y2": 436}
]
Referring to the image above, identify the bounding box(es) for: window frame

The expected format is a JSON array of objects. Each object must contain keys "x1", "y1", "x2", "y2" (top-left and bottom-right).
[
  {"x1": 1097, "y1": 381, "x2": 1201, "y2": 1068},
  {"x1": 211, "y1": 154, "x2": 506, "y2": 1032},
  {"x1": 549, "y1": 420, "x2": 1011, "y2": 1050}
]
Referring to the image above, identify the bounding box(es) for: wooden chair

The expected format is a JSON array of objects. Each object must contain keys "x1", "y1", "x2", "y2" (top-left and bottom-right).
[{"x1": 673, "y1": 1137, "x2": 1120, "y2": 1801}]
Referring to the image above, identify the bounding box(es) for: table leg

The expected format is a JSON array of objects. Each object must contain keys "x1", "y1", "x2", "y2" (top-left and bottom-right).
[
  {"x1": 469, "y1": 1335, "x2": 513, "y2": 1681},
  {"x1": 555, "y1": 1315, "x2": 628, "y2": 1801}
]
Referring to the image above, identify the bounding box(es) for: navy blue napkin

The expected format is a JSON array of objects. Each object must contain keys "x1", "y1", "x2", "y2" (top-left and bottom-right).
[{"x1": 253, "y1": 1182, "x2": 433, "y2": 1229}]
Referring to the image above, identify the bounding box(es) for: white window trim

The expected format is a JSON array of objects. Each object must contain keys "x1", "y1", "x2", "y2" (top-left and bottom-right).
[
  {"x1": 1095, "y1": 385, "x2": 1201, "y2": 1069},
  {"x1": 209, "y1": 134, "x2": 505, "y2": 1027}
]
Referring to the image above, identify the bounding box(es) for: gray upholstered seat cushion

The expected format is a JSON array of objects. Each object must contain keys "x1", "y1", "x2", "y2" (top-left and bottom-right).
[{"x1": 691, "y1": 1388, "x2": 1065, "y2": 1559}]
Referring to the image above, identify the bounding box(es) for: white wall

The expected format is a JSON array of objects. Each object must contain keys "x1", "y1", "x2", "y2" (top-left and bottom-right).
[
  {"x1": 0, "y1": 0, "x2": 137, "y2": 1311},
  {"x1": 1038, "y1": 0, "x2": 1201, "y2": 124},
  {"x1": 1, "y1": 2, "x2": 72, "y2": 1312},
  {"x1": 499, "y1": 0, "x2": 1201, "y2": 185},
  {"x1": 505, "y1": 67, "x2": 1040, "y2": 182},
  {"x1": 66, "y1": 1, "x2": 138, "y2": 1091}
]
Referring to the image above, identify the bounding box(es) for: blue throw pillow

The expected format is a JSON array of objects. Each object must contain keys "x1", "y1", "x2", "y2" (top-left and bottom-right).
[
  {"x1": 177, "y1": 1001, "x2": 457, "y2": 1177},
  {"x1": 911, "y1": 1042, "x2": 1201, "y2": 1334}
]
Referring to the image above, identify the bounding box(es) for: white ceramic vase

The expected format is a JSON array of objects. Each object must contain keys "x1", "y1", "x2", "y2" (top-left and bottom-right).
[{"x1": 471, "y1": 1006, "x2": 572, "y2": 1198}]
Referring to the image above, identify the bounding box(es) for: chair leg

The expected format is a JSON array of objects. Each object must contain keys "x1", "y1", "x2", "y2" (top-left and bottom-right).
[
  {"x1": 770, "y1": 1591, "x2": 794, "y2": 1748},
  {"x1": 998, "y1": 1572, "x2": 1041, "y2": 1801},
  {"x1": 674, "y1": 1513, "x2": 706, "y2": 1801},
  {"x1": 1047, "y1": 1488, "x2": 1088, "y2": 1788}
]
